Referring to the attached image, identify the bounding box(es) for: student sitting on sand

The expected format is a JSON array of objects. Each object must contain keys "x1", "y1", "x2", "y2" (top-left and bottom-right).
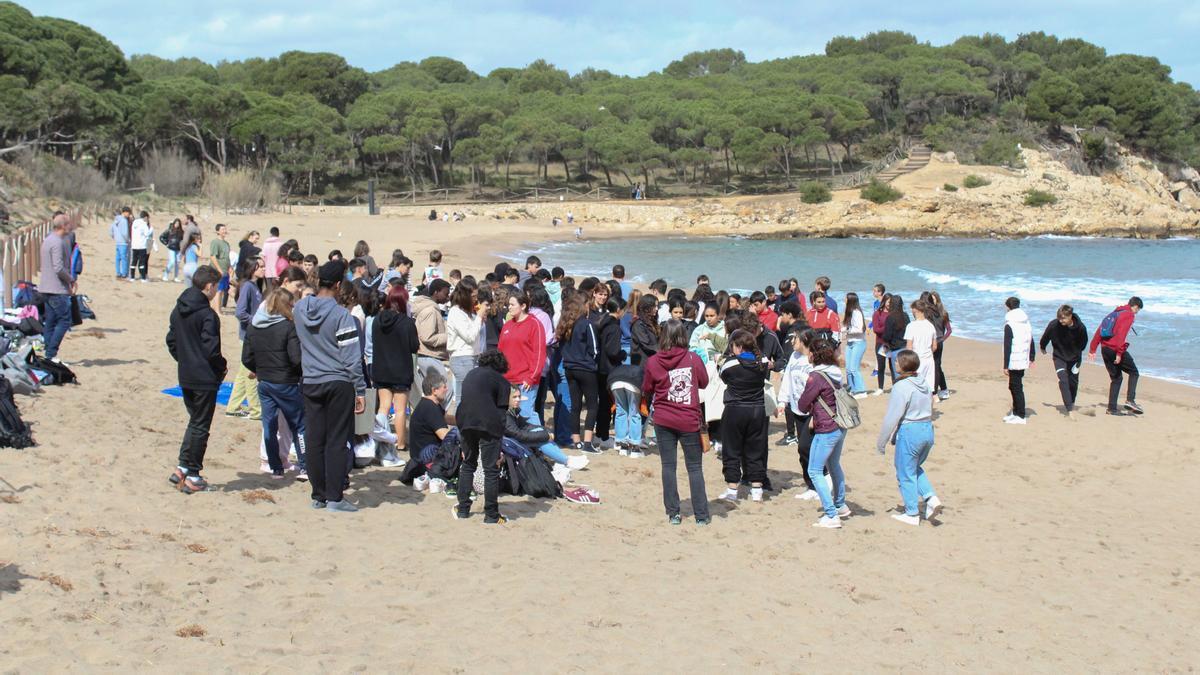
[{"x1": 875, "y1": 350, "x2": 942, "y2": 527}]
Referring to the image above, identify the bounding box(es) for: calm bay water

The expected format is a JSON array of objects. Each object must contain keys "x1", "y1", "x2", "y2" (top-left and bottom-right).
[{"x1": 508, "y1": 236, "x2": 1200, "y2": 386}]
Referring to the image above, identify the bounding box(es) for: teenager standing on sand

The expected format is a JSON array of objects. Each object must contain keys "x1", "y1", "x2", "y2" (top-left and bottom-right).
[
  {"x1": 453, "y1": 350, "x2": 513, "y2": 524},
  {"x1": 643, "y1": 320, "x2": 710, "y2": 525},
  {"x1": 876, "y1": 350, "x2": 942, "y2": 527},
  {"x1": 295, "y1": 260, "x2": 367, "y2": 512},
  {"x1": 718, "y1": 330, "x2": 770, "y2": 503},
  {"x1": 1002, "y1": 297, "x2": 1035, "y2": 425},
  {"x1": 1040, "y1": 304, "x2": 1088, "y2": 417},
  {"x1": 242, "y1": 288, "x2": 307, "y2": 479},
  {"x1": 498, "y1": 290, "x2": 546, "y2": 423},
  {"x1": 166, "y1": 265, "x2": 226, "y2": 494},
  {"x1": 372, "y1": 285, "x2": 420, "y2": 458},
  {"x1": 871, "y1": 292, "x2": 892, "y2": 394},
  {"x1": 904, "y1": 299, "x2": 938, "y2": 396},
  {"x1": 882, "y1": 295, "x2": 909, "y2": 384},
  {"x1": 777, "y1": 328, "x2": 825, "y2": 502},
  {"x1": 1089, "y1": 297, "x2": 1145, "y2": 416},
  {"x1": 796, "y1": 338, "x2": 850, "y2": 529},
  {"x1": 559, "y1": 295, "x2": 601, "y2": 452},
  {"x1": 841, "y1": 293, "x2": 868, "y2": 398},
  {"x1": 227, "y1": 256, "x2": 265, "y2": 420}
]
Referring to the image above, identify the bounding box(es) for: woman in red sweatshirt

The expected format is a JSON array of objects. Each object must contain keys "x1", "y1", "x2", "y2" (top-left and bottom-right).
[
  {"x1": 643, "y1": 319, "x2": 710, "y2": 525},
  {"x1": 499, "y1": 289, "x2": 546, "y2": 422}
]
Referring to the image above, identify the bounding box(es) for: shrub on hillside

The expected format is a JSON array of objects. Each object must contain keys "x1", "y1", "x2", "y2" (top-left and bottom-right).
[
  {"x1": 16, "y1": 152, "x2": 115, "y2": 202},
  {"x1": 860, "y1": 180, "x2": 902, "y2": 204},
  {"x1": 962, "y1": 174, "x2": 990, "y2": 189},
  {"x1": 203, "y1": 169, "x2": 281, "y2": 211},
  {"x1": 977, "y1": 134, "x2": 1024, "y2": 167},
  {"x1": 943, "y1": 183, "x2": 959, "y2": 192},
  {"x1": 1024, "y1": 189, "x2": 1057, "y2": 207},
  {"x1": 799, "y1": 181, "x2": 832, "y2": 204},
  {"x1": 138, "y1": 147, "x2": 201, "y2": 196}
]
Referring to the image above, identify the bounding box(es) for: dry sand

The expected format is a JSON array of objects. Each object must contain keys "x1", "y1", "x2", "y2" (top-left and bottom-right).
[{"x1": 2, "y1": 210, "x2": 1199, "y2": 672}]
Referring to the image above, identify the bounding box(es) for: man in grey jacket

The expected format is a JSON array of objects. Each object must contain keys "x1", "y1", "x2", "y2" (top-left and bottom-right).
[
  {"x1": 295, "y1": 260, "x2": 367, "y2": 512},
  {"x1": 40, "y1": 214, "x2": 75, "y2": 361}
]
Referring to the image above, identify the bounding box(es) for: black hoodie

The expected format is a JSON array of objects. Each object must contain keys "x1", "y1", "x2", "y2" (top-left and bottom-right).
[
  {"x1": 166, "y1": 286, "x2": 226, "y2": 390},
  {"x1": 1039, "y1": 314, "x2": 1089, "y2": 364},
  {"x1": 371, "y1": 308, "x2": 420, "y2": 388},
  {"x1": 593, "y1": 313, "x2": 625, "y2": 375}
]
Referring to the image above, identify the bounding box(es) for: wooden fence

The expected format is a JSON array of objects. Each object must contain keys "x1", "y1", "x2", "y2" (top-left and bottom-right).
[{"x1": 0, "y1": 210, "x2": 83, "y2": 309}]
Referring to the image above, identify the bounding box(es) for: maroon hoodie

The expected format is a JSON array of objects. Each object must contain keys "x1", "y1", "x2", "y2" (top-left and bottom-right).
[{"x1": 642, "y1": 346, "x2": 709, "y2": 433}]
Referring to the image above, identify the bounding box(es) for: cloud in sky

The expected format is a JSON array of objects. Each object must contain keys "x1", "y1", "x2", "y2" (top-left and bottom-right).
[{"x1": 25, "y1": 0, "x2": 1200, "y2": 86}]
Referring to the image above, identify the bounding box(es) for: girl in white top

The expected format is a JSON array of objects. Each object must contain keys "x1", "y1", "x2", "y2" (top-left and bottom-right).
[
  {"x1": 840, "y1": 292, "x2": 868, "y2": 396},
  {"x1": 446, "y1": 279, "x2": 485, "y2": 410},
  {"x1": 903, "y1": 299, "x2": 939, "y2": 395}
]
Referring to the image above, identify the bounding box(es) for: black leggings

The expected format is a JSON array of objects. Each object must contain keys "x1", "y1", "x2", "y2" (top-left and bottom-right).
[
  {"x1": 565, "y1": 368, "x2": 599, "y2": 436},
  {"x1": 876, "y1": 345, "x2": 894, "y2": 389},
  {"x1": 794, "y1": 414, "x2": 827, "y2": 490},
  {"x1": 934, "y1": 340, "x2": 948, "y2": 392},
  {"x1": 595, "y1": 375, "x2": 612, "y2": 440}
]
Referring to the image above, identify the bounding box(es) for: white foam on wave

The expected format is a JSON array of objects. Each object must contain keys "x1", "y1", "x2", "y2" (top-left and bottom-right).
[{"x1": 900, "y1": 265, "x2": 1200, "y2": 317}]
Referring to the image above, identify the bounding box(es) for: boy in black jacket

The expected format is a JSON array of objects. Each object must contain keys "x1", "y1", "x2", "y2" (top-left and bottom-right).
[
  {"x1": 454, "y1": 350, "x2": 515, "y2": 523},
  {"x1": 166, "y1": 265, "x2": 227, "y2": 493},
  {"x1": 1040, "y1": 304, "x2": 1089, "y2": 416}
]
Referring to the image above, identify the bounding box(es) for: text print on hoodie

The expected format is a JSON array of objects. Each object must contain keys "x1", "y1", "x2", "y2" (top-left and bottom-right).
[
  {"x1": 1003, "y1": 307, "x2": 1036, "y2": 371},
  {"x1": 294, "y1": 295, "x2": 366, "y2": 395}
]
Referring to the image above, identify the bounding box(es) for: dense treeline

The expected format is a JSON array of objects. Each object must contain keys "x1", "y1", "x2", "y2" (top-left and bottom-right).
[{"x1": 2, "y1": 0, "x2": 1198, "y2": 199}]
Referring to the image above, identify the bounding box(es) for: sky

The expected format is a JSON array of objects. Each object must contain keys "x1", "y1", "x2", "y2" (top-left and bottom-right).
[{"x1": 24, "y1": 0, "x2": 1200, "y2": 86}]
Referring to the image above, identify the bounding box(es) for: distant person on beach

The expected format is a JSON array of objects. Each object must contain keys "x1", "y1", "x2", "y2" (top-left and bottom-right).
[
  {"x1": 1089, "y1": 297, "x2": 1144, "y2": 416},
  {"x1": 180, "y1": 214, "x2": 202, "y2": 265},
  {"x1": 39, "y1": 214, "x2": 75, "y2": 363},
  {"x1": 1002, "y1": 296, "x2": 1035, "y2": 425},
  {"x1": 294, "y1": 260, "x2": 367, "y2": 512},
  {"x1": 109, "y1": 206, "x2": 132, "y2": 279},
  {"x1": 129, "y1": 211, "x2": 153, "y2": 282},
  {"x1": 209, "y1": 224, "x2": 233, "y2": 310},
  {"x1": 814, "y1": 276, "x2": 837, "y2": 313},
  {"x1": 611, "y1": 264, "x2": 633, "y2": 301},
  {"x1": 423, "y1": 249, "x2": 444, "y2": 286},
  {"x1": 166, "y1": 265, "x2": 226, "y2": 494},
  {"x1": 261, "y1": 227, "x2": 283, "y2": 284},
  {"x1": 162, "y1": 218, "x2": 184, "y2": 282},
  {"x1": 876, "y1": 349, "x2": 942, "y2": 527},
  {"x1": 1040, "y1": 304, "x2": 1088, "y2": 416}
]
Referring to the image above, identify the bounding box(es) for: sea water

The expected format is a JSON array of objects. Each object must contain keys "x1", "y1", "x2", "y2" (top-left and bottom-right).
[{"x1": 510, "y1": 236, "x2": 1200, "y2": 386}]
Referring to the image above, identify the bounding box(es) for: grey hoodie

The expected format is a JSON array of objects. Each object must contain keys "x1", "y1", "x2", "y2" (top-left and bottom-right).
[
  {"x1": 251, "y1": 303, "x2": 286, "y2": 329},
  {"x1": 875, "y1": 375, "x2": 932, "y2": 454},
  {"x1": 294, "y1": 295, "x2": 366, "y2": 394}
]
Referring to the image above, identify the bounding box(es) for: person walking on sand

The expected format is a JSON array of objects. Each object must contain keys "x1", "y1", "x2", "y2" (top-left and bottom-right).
[
  {"x1": 876, "y1": 350, "x2": 942, "y2": 527},
  {"x1": 1089, "y1": 296, "x2": 1144, "y2": 416},
  {"x1": 166, "y1": 265, "x2": 227, "y2": 494},
  {"x1": 294, "y1": 260, "x2": 367, "y2": 512},
  {"x1": 1040, "y1": 304, "x2": 1088, "y2": 417},
  {"x1": 1002, "y1": 297, "x2": 1035, "y2": 425},
  {"x1": 643, "y1": 319, "x2": 711, "y2": 526}
]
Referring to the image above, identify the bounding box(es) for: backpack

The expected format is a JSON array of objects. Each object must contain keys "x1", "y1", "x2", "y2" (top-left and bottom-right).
[
  {"x1": 1098, "y1": 309, "x2": 1123, "y2": 339},
  {"x1": 14, "y1": 281, "x2": 38, "y2": 309},
  {"x1": 71, "y1": 245, "x2": 84, "y2": 278},
  {"x1": 27, "y1": 353, "x2": 77, "y2": 385},
  {"x1": 814, "y1": 371, "x2": 860, "y2": 430},
  {"x1": 0, "y1": 377, "x2": 34, "y2": 449}
]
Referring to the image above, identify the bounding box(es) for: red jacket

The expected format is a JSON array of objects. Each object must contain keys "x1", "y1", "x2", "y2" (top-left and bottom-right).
[
  {"x1": 499, "y1": 315, "x2": 546, "y2": 387},
  {"x1": 1089, "y1": 305, "x2": 1135, "y2": 357},
  {"x1": 641, "y1": 347, "x2": 709, "y2": 433},
  {"x1": 806, "y1": 307, "x2": 841, "y2": 333},
  {"x1": 757, "y1": 307, "x2": 779, "y2": 332}
]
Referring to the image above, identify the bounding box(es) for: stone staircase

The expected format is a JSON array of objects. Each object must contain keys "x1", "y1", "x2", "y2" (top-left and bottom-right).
[{"x1": 873, "y1": 145, "x2": 931, "y2": 183}]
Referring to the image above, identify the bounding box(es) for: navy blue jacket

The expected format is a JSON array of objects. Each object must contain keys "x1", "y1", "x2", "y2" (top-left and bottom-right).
[{"x1": 561, "y1": 317, "x2": 598, "y2": 372}]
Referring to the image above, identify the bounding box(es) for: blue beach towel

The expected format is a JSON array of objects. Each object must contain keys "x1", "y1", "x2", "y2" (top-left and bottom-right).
[{"x1": 161, "y1": 382, "x2": 234, "y2": 406}]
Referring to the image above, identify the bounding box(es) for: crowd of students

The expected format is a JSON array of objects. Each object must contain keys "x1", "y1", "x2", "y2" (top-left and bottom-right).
[{"x1": 157, "y1": 222, "x2": 1148, "y2": 527}]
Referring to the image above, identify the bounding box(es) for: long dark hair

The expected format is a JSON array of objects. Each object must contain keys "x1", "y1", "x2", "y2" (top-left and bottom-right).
[
  {"x1": 809, "y1": 338, "x2": 838, "y2": 366},
  {"x1": 556, "y1": 295, "x2": 588, "y2": 344},
  {"x1": 729, "y1": 329, "x2": 761, "y2": 359},
  {"x1": 636, "y1": 295, "x2": 659, "y2": 332},
  {"x1": 843, "y1": 292, "x2": 862, "y2": 327},
  {"x1": 527, "y1": 284, "x2": 554, "y2": 318},
  {"x1": 658, "y1": 318, "x2": 689, "y2": 351},
  {"x1": 451, "y1": 277, "x2": 477, "y2": 315}
]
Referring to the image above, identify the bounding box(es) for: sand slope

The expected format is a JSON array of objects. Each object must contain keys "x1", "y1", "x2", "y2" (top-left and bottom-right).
[{"x1": 1, "y1": 212, "x2": 1198, "y2": 671}]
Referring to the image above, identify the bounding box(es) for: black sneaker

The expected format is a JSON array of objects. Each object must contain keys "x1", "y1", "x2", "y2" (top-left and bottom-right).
[
  {"x1": 1123, "y1": 400, "x2": 1144, "y2": 415},
  {"x1": 1105, "y1": 408, "x2": 1126, "y2": 416},
  {"x1": 178, "y1": 475, "x2": 209, "y2": 494},
  {"x1": 669, "y1": 514, "x2": 682, "y2": 525},
  {"x1": 695, "y1": 517, "x2": 712, "y2": 526},
  {"x1": 168, "y1": 467, "x2": 186, "y2": 485},
  {"x1": 776, "y1": 434, "x2": 797, "y2": 446},
  {"x1": 483, "y1": 514, "x2": 508, "y2": 524},
  {"x1": 579, "y1": 442, "x2": 603, "y2": 454}
]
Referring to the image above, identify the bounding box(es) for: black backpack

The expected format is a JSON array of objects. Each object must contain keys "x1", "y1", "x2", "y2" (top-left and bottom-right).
[
  {"x1": 27, "y1": 354, "x2": 77, "y2": 385},
  {"x1": 0, "y1": 378, "x2": 34, "y2": 449}
]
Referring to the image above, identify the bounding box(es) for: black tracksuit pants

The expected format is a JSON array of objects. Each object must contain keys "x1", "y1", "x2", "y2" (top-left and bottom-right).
[
  {"x1": 1053, "y1": 356, "x2": 1080, "y2": 410},
  {"x1": 1008, "y1": 369, "x2": 1026, "y2": 419},
  {"x1": 721, "y1": 405, "x2": 768, "y2": 484},
  {"x1": 177, "y1": 388, "x2": 217, "y2": 474},
  {"x1": 457, "y1": 428, "x2": 501, "y2": 521},
  {"x1": 595, "y1": 375, "x2": 613, "y2": 441},
  {"x1": 1101, "y1": 347, "x2": 1138, "y2": 411},
  {"x1": 565, "y1": 368, "x2": 599, "y2": 437},
  {"x1": 303, "y1": 381, "x2": 355, "y2": 503}
]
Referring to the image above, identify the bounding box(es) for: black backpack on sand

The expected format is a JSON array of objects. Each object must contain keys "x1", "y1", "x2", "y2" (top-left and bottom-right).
[{"x1": 0, "y1": 378, "x2": 34, "y2": 448}]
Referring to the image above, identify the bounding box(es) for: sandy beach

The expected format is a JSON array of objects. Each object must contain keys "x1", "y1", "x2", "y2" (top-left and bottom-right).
[{"x1": 2, "y1": 210, "x2": 1199, "y2": 671}]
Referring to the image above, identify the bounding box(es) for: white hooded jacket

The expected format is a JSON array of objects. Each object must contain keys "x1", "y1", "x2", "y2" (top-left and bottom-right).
[{"x1": 1004, "y1": 308, "x2": 1035, "y2": 370}]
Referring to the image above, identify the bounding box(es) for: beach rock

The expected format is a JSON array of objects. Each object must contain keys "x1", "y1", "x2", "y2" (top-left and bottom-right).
[{"x1": 1179, "y1": 188, "x2": 1200, "y2": 210}]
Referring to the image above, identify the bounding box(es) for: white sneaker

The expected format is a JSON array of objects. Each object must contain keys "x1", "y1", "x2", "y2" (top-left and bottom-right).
[
  {"x1": 871, "y1": 389, "x2": 884, "y2": 396},
  {"x1": 1002, "y1": 413, "x2": 1016, "y2": 421},
  {"x1": 891, "y1": 513, "x2": 920, "y2": 526},
  {"x1": 750, "y1": 487, "x2": 763, "y2": 502},
  {"x1": 1004, "y1": 416, "x2": 1027, "y2": 425},
  {"x1": 836, "y1": 505, "x2": 852, "y2": 519},
  {"x1": 852, "y1": 392, "x2": 868, "y2": 400},
  {"x1": 719, "y1": 487, "x2": 739, "y2": 502},
  {"x1": 813, "y1": 515, "x2": 842, "y2": 529},
  {"x1": 428, "y1": 477, "x2": 446, "y2": 494},
  {"x1": 412, "y1": 475, "x2": 430, "y2": 491},
  {"x1": 259, "y1": 461, "x2": 272, "y2": 474},
  {"x1": 794, "y1": 489, "x2": 820, "y2": 501},
  {"x1": 566, "y1": 455, "x2": 589, "y2": 470},
  {"x1": 380, "y1": 452, "x2": 406, "y2": 468},
  {"x1": 618, "y1": 446, "x2": 629, "y2": 457},
  {"x1": 551, "y1": 463, "x2": 571, "y2": 485},
  {"x1": 628, "y1": 449, "x2": 645, "y2": 459},
  {"x1": 924, "y1": 495, "x2": 943, "y2": 520},
  {"x1": 140, "y1": 278, "x2": 148, "y2": 283}
]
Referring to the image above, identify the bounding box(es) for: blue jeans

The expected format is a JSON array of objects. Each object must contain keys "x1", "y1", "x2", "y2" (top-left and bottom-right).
[
  {"x1": 259, "y1": 381, "x2": 307, "y2": 472},
  {"x1": 42, "y1": 294, "x2": 72, "y2": 359},
  {"x1": 517, "y1": 383, "x2": 539, "y2": 422},
  {"x1": 537, "y1": 441, "x2": 568, "y2": 464},
  {"x1": 164, "y1": 250, "x2": 181, "y2": 279},
  {"x1": 845, "y1": 340, "x2": 867, "y2": 393},
  {"x1": 114, "y1": 244, "x2": 130, "y2": 277},
  {"x1": 808, "y1": 428, "x2": 847, "y2": 519},
  {"x1": 894, "y1": 421, "x2": 936, "y2": 516},
  {"x1": 449, "y1": 355, "x2": 476, "y2": 412},
  {"x1": 537, "y1": 349, "x2": 572, "y2": 446},
  {"x1": 613, "y1": 388, "x2": 642, "y2": 444}
]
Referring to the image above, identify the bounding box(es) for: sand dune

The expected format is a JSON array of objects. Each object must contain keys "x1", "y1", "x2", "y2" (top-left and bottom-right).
[{"x1": 1, "y1": 211, "x2": 1198, "y2": 671}]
